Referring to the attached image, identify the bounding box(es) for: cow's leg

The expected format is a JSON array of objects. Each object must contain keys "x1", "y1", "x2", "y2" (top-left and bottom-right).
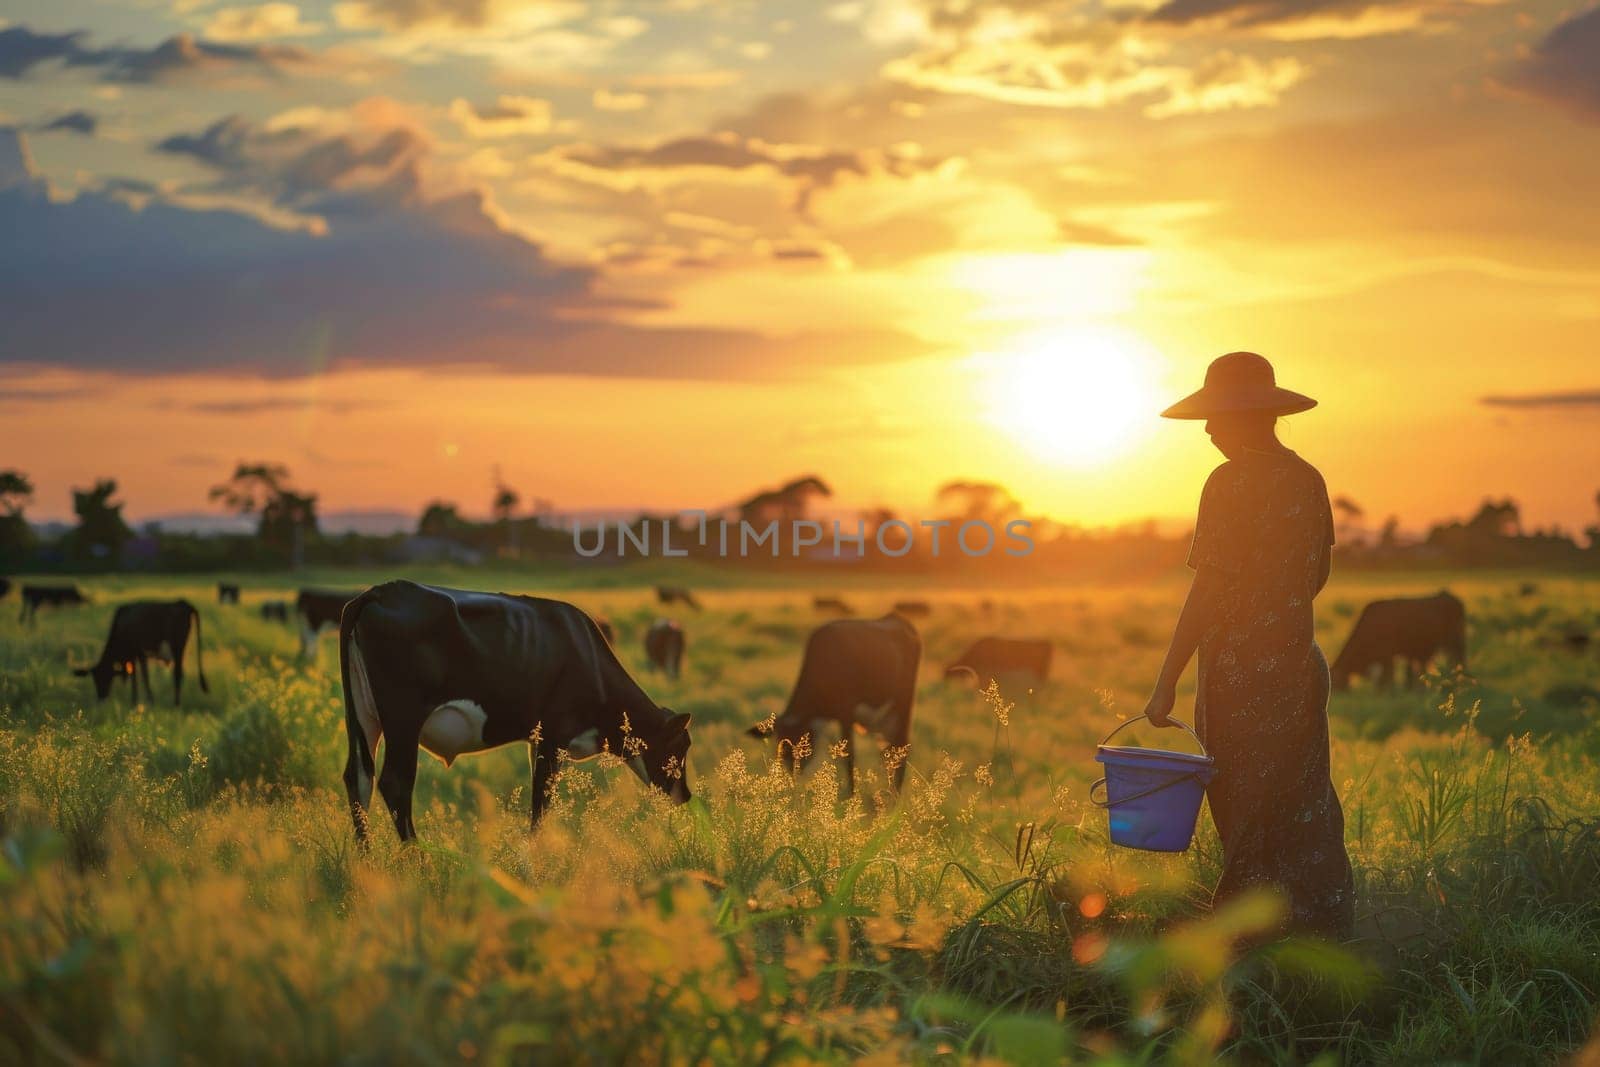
[
  {"x1": 888, "y1": 711, "x2": 911, "y2": 793},
  {"x1": 376, "y1": 730, "x2": 421, "y2": 843},
  {"x1": 343, "y1": 722, "x2": 378, "y2": 844},
  {"x1": 171, "y1": 651, "x2": 185, "y2": 706},
  {"x1": 1378, "y1": 658, "x2": 1394, "y2": 690},
  {"x1": 529, "y1": 740, "x2": 556, "y2": 828},
  {"x1": 839, "y1": 713, "x2": 856, "y2": 800}
]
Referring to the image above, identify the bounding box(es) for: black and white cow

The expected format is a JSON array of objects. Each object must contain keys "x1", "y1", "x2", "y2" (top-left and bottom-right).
[
  {"x1": 339, "y1": 580, "x2": 693, "y2": 841},
  {"x1": 295, "y1": 588, "x2": 360, "y2": 658},
  {"x1": 74, "y1": 600, "x2": 208, "y2": 706},
  {"x1": 217, "y1": 583, "x2": 241, "y2": 604},
  {"x1": 945, "y1": 637, "x2": 1053, "y2": 687},
  {"x1": 19, "y1": 583, "x2": 88, "y2": 625},
  {"x1": 748, "y1": 613, "x2": 921, "y2": 795},
  {"x1": 644, "y1": 618, "x2": 685, "y2": 679},
  {"x1": 260, "y1": 601, "x2": 290, "y2": 623}
]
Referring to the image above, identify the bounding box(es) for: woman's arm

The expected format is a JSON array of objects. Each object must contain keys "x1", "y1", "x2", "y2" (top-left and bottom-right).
[{"x1": 1143, "y1": 566, "x2": 1226, "y2": 726}]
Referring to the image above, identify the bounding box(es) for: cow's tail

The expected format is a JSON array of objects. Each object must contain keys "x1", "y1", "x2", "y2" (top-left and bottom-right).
[
  {"x1": 339, "y1": 588, "x2": 383, "y2": 837},
  {"x1": 190, "y1": 605, "x2": 210, "y2": 693}
]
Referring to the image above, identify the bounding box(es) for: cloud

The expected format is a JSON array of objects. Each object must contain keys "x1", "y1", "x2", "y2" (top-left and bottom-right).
[
  {"x1": 0, "y1": 123, "x2": 934, "y2": 380},
  {"x1": 38, "y1": 110, "x2": 98, "y2": 136},
  {"x1": 153, "y1": 397, "x2": 380, "y2": 415},
  {"x1": 154, "y1": 104, "x2": 433, "y2": 218},
  {"x1": 202, "y1": 3, "x2": 325, "y2": 41},
  {"x1": 1480, "y1": 390, "x2": 1600, "y2": 409},
  {"x1": 0, "y1": 23, "x2": 324, "y2": 83},
  {"x1": 1501, "y1": 6, "x2": 1600, "y2": 121},
  {"x1": 331, "y1": 0, "x2": 580, "y2": 32},
  {"x1": 1143, "y1": 0, "x2": 1505, "y2": 38},
  {"x1": 543, "y1": 131, "x2": 938, "y2": 216},
  {"x1": 448, "y1": 95, "x2": 555, "y2": 137},
  {"x1": 880, "y1": 6, "x2": 1309, "y2": 117}
]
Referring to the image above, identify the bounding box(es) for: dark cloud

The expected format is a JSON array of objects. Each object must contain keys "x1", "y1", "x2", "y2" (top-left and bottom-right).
[
  {"x1": 1502, "y1": 6, "x2": 1600, "y2": 121},
  {"x1": 39, "y1": 110, "x2": 98, "y2": 136},
  {"x1": 0, "y1": 122, "x2": 934, "y2": 380},
  {"x1": 0, "y1": 24, "x2": 320, "y2": 84},
  {"x1": 1480, "y1": 390, "x2": 1600, "y2": 409},
  {"x1": 335, "y1": 0, "x2": 496, "y2": 30},
  {"x1": 156, "y1": 114, "x2": 428, "y2": 211},
  {"x1": 0, "y1": 27, "x2": 85, "y2": 78}
]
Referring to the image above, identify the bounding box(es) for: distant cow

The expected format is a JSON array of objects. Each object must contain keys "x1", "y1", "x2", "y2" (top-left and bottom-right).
[
  {"x1": 814, "y1": 596, "x2": 854, "y2": 616},
  {"x1": 892, "y1": 600, "x2": 932, "y2": 619},
  {"x1": 656, "y1": 585, "x2": 702, "y2": 611},
  {"x1": 1518, "y1": 582, "x2": 1539, "y2": 597},
  {"x1": 296, "y1": 588, "x2": 361, "y2": 658},
  {"x1": 74, "y1": 600, "x2": 209, "y2": 706},
  {"x1": 1331, "y1": 592, "x2": 1466, "y2": 691},
  {"x1": 593, "y1": 615, "x2": 616, "y2": 646},
  {"x1": 260, "y1": 601, "x2": 290, "y2": 623},
  {"x1": 218, "y1": 583, "x2": 241, "y2": 605},
  {"x1": 945, "y1": 637, "x2": 1052, "y2": 687},
  {"x1": 748, "y1": 614, "x2": 921, "y2": 795},
  {"x1": 645, "y1": 619, "x2": 686, "y2": 679},
  {"x1": 339, "y1": 580, "x2": 692, "y2": 841},
  {"x1": 19, "y1": 583, "x2": 88, "y2": 625},
  {"x1": 0, "y1": 577, "x2": 10, "y2": 601}
]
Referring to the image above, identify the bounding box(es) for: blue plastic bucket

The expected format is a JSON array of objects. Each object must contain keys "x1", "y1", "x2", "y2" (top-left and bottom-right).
[{"x1": 1091, "y1": 719, "x2": 1215, "y2": 853}]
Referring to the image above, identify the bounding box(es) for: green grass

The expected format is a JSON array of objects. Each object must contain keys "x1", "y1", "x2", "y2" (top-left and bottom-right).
[{"x1": 2, "y1": 570, "x2": 1598, "y2": 1064}]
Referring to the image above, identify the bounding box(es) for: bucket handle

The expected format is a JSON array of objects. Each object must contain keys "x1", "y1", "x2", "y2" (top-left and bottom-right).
[
  {"x1": 1089, "y1": 771, "x2": 1208, "y2": 808},
  {"x1": 1098, "y1": 716, "x2": 1208, "y2": 759}
]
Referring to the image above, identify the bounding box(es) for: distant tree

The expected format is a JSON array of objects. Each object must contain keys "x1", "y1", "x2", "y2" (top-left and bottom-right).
[
  {"x1": 1331, "y1": 495, "x2": 1365, "y2": 545},
  {"x1": 418, "y1": 500, "x2": 467, "y2": 538},
  {"x1": 937, "y1": 480, "x2": 1022, "y2": 526},
  {"x1": 738, "y1": 475, "x2": 832, "y2": 527},
  {"x1": 209, "y1": 462, "x2": 318, "y2": 567},
  {"x1": 69, "y1": 478, "x2": 133, "y2": 564},
  {"x1": 1379, "y1": 515, "x2": 1400, "y2": 549},
  {"x1": 0, "y1": 469, "x2": 35, "y2": 563},
  {"x1": 491, "y1": 467, "x2": 520, "y2": 555},
  {"x1": 1465, "y1": 498, "x2": 1521, "y2": 539}
]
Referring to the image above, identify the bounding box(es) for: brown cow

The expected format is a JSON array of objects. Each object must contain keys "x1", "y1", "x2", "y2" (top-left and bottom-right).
[
  {"x1": 813, "y1": 596, "x2": 854, "y2": 616},
  {"x1": 1331, "y1": 591, "x2": 1466, "y2": 691},
  {"x1": 656, "y1": 585, "x2": 702, "y2": 611},
  {"x1": 945, "y1": 637, "x2": 1052, "y2": 687},
  {"x1": 644, "y1": 618, "x2": 685, "y2": 679},
  {"x1": 892, "y1": 600, "x2": 931, "y2": 619},
  {"x1": 748, "y1": 614, "x2": 921, "y2": 795}
]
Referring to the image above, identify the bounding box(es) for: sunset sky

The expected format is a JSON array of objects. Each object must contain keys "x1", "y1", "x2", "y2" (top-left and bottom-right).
[{"x1": 2, "y1": 0, "x2": 1597, "y2": 532}]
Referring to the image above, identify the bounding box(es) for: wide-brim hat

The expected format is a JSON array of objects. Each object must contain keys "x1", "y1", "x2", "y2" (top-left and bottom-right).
[{"x1": 1161, "y1": 351, "x2": 1316, "y2": 420}]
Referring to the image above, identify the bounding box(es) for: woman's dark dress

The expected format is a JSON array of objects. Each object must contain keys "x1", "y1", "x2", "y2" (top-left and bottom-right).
[{"x1": 1188, "y1": 447, "x2": 1355, "y2": 939}]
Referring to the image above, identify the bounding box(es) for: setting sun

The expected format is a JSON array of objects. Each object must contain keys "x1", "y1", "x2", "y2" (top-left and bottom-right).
[{"x1": 979, "y1": 327, "x2": 1162, "y2": 469}]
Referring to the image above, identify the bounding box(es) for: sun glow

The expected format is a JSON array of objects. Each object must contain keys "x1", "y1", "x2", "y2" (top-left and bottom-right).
[{"x1": 978, "y1": 326, "x2": 1162, "y2": 469}]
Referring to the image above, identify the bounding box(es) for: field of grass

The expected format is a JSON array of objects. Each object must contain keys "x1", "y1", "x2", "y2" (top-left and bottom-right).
[{"x1": 2, "y1": 568, "x2": 1599, "y2": 1064}]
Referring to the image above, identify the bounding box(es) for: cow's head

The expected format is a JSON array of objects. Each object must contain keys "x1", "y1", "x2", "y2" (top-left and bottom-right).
[
  {"x1": 639, "y1": 710, "x2": 693, "y2": 804},
  {"x1": 73, "y1": 657, "x2": 127, "y2": 701}
]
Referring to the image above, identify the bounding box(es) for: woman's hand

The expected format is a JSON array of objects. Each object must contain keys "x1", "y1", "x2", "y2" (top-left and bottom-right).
[{"x1": 1143, "y1": 684, "x2": 1177, "y2": 727}]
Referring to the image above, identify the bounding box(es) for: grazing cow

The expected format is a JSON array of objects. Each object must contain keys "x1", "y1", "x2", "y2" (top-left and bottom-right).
[
  {"x1": 892, "y1": 600, "x2": 931, "y2": 619},
  {"x1": 945, "y1": 637, "x2": 1052, "y2": 687},
  {"x1": 656, "y1": 585, "x2": 702, "y2": 611},
  {"x1": 19, "y1": 583, "x2": 88, "y2": 625},
  {"x1": 594, "y1": 615, "x2": 616, "y2": 646},
  {"x1": 339, "y1": 580, "x2": 692, "y2": 841},
  {"x1": 217, "y1": 583, "x2": 241, "y2": 605},
  {"x1": 1519, "y1": 582, "x2": 1539, "y2": 598},
  {"x1": 1562, "y1": 630, "x2": 1591, "y2": 654},
  {"x1": 74, "y1": 600, "x2": 208, "y2": 706},
  {"x1": 644, "y1": 619, "x2": 686, "y2": 679},
  {"x1": 1331, "y1": 591, "x2": 1467, "y2": 691},
  {"x1": 296, "y1": 588, "x2": 361, "y2": 658},
  {"x1": 0, "y1": 577, "x2": 10, "y2": 601},
  {"x1": 260, "y1": 601, "x2": 290, "y2": 623},
  {"x1": 813, "y1": 596, "x2": 854, "y2": 616},
  {"x1": 748, "y1": 614, "x2": 921, "y2": 795}
]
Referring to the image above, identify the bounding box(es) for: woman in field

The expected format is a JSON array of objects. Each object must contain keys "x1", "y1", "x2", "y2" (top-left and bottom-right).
[{"x1": 1143, "y1": 351, "x2": 1355, "y2": 940}]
